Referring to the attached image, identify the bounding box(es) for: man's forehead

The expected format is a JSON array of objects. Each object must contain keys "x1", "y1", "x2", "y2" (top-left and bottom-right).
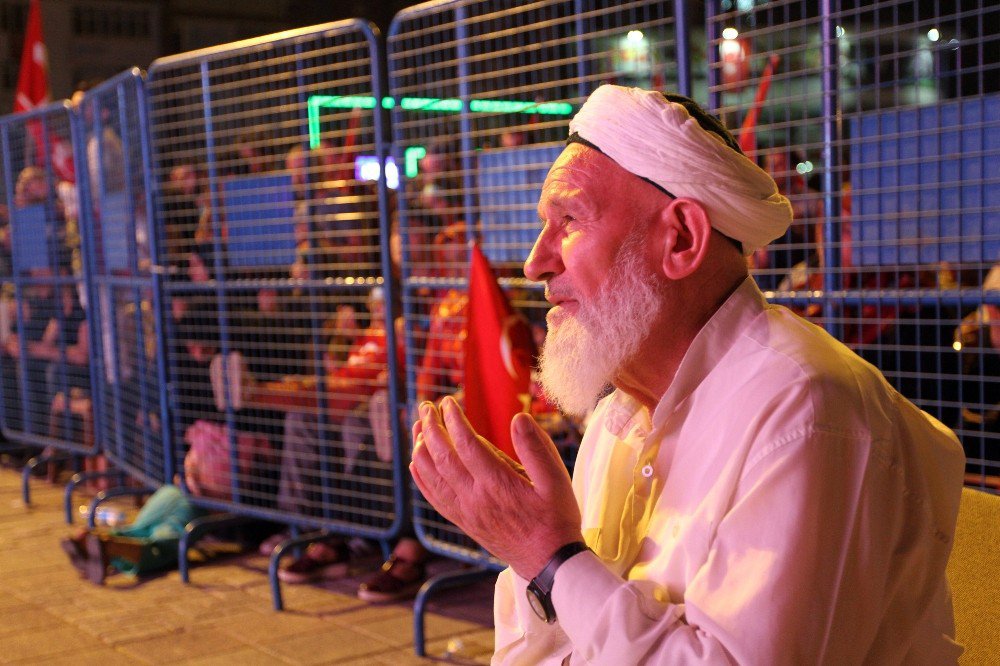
[{"x1": 542, "y1": 144, "x2": 625, "y2": 195}]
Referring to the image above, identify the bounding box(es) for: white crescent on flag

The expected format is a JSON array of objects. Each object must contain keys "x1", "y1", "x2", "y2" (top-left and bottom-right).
[{"x1": 499, "y1": 314, "x2": 523, "y2": 380}]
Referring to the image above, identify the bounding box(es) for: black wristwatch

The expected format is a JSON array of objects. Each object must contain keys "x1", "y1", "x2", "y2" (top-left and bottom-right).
[{"x1": 525, "y1": 541, "x2": 591, "y2": 624}]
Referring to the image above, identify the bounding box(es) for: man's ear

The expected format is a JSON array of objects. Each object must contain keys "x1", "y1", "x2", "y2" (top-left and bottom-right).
[{"x1": 658, "y1": 197, "x2": 712, "y2": 280}]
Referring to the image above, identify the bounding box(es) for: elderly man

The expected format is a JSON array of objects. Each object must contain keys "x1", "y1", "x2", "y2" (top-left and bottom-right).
[{"x1": 410, "y1": 86, "x2": 965, "y2": 664}]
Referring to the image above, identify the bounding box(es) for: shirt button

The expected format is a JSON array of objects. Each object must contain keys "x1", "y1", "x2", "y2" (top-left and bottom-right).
[{"x1": 641, "y1": 464, "x2": 654, "y2": 478}]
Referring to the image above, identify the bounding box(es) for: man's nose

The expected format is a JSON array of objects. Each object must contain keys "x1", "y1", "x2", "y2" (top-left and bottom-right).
[{"x1": 524, "y1": 225, "x2": 561, "y2": 283}]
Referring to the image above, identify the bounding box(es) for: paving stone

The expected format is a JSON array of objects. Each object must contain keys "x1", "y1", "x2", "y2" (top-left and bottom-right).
[
  {"x1": 9, "y1": 647, "x2": 137, "y2": 666},
  {"x1": 263, "y1": 625, "x2": 394, "y2": 665},
  {"x1": 351, "y1": 609, "x2": 484, "y2": 650},
  {"x1": 209, "y1": 609, "x2": 328, "y2": 644},
  {"x1": 0, "y1": 625, "x2": 110, "y2": 663},
  {"x1": 72, "y1": 605, "x2": 186, "y2": 645},
  {"x1": 0, "y1": 607, "x2": 63, "y2": 636},
  {"x1": 179, "y1": 646, "x2": 285, "y2": 665},
  {"x1": 116, "y1": 626, "x2": 250, "y2": 664}
]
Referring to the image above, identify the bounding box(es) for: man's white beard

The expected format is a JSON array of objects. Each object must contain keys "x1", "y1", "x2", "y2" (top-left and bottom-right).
[{"x1": 538, "y1": 241, "x2": 661, "y2": 418}]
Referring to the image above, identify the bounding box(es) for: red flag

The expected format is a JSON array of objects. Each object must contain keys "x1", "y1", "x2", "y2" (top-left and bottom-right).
[
  {"x1": 14, "y1": 0, "x2": 49, "y2": 114},
  {"x1": 463, "y1": 243, "x2": 537, "y2": 462},
  {"x1": 737, "y1": 54, "x2": 780, "y2": 157},
  {"x1": 14, "y1": 0, "x2": 63, "y2": 178}
]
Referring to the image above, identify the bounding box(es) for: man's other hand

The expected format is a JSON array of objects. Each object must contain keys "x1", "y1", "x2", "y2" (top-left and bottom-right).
[{"x1": 410, "y1": 395, "x2": 583, "y2": 580}]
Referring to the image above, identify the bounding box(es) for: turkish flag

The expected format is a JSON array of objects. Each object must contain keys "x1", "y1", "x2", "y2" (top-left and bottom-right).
[
  {"x1": 463, "y1": 243, "x2": 537, "y2": 462},
  {"x1": 738, "y1": 55, "x2": 781, "y2": 158},
  {"x1": 14, "y1": 0, "x2": 48, "y2": 114},
  {"x1": 13, "y1": 0, "x2": 69, "y2": 180}
]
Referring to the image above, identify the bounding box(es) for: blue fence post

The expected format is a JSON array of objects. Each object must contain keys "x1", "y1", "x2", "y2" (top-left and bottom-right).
[
  {"x1": 366, "y1": 21, "x2": 410, "y2": 539},
  {"x1": 137, "y1": 73, "x2": 175, "y2": 485},
  {"x1": 705, "y1": 1, "x2": 720, "y2": 111},
  {"x1": 673, "y1": 0, "x2": 692, "y2": 97},
  {"x1": 820, "y1": 0, "x2": 843, "y2": 339}
]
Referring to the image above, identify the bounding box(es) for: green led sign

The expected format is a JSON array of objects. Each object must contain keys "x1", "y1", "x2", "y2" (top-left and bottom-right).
[
  {"x1": 308, "y1": 94, "x2": 573, "y2": 148},
  {"x1": 399, "y1": 97, "x2": 464, "y2": 112},
  {"x1": 404, "y1": 146, "x2": 426, "y2": 179},
  {"x1": 306, "y1": 95, "x2": 573, "y2": 179}
]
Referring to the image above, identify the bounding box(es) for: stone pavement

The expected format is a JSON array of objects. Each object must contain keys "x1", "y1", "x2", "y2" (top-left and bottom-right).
[{"x1": 0, "y1": 463, "x2": 497, "y2": 664}]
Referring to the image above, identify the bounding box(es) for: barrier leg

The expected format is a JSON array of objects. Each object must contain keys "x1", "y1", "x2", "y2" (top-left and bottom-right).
[
  {"x1": 179, "y1": 513, "x2": 254, "y2": 584},
  {"x1": 87, "y1": 486, "x2": 157, "y2": 528},
  {"x1": 267, "y1": 530, "x2": 329, "y2": 611},
  {"x1": 413, "y1": 567, "x2": 494, "y2": 657},
  {"x1": 64, "y1": 469, "x2": 126, "y2": 523},
  {"x1": 21, "y1": 450, "x2": 71, "y2": 505}
]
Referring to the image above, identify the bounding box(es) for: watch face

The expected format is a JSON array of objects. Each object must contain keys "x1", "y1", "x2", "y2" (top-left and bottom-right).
[{"x1": 526, "y1": 585, "x2": 551, "y2": 622}]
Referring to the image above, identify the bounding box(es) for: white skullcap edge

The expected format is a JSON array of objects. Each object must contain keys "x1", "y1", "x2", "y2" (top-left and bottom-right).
[{"x1": 569, "y1": 85, "x2": 793, "y2": 255}]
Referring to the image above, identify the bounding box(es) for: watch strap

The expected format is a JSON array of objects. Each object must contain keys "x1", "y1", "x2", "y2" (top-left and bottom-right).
[
  {"x1": 534, "y1": 541, "x2": 591, "y2": 595},
  {"x1": 527, "y1": 541, "x2": 591, "y2": 623}
]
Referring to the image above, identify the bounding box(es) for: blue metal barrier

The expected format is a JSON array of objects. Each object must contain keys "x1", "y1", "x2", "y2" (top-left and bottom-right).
[
  {"x1": 73, "y1": 69, "x2": 172, "y2": 509},
  {"x1": 387, "y1": 0, "x2": 678, "y2": 654},
  {"x1": 144, "y1": 19, "x2": 404, "y2": 608},
  {"x1": 705, "y1": 0, "x2": 1000, "y2": 486},
  {"x1": 0, "y1": 100, "x2": 102, "y2": 503}
]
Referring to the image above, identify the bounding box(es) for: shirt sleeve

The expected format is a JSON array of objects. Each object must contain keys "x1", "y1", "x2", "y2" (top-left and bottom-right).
[
  {"x1": 549, "y1": 427, "x2": 956, "y2": 665},
  {"x1": 493, "y1": 567, "x2": 573, "y2": 666}
]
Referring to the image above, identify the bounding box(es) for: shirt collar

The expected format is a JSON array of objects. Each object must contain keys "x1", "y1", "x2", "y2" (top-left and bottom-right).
[{"x1": 651, "y1": 276, "x2": 767, "y2": 427}]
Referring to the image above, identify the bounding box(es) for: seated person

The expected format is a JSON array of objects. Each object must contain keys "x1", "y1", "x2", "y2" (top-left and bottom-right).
[
  {"x1": 46, "y1": 283, "x2": 92, "y2": 467},
  {"x1": 171, "y1": 251, "x2": 220, "y2": 437},
  {"x1": 210, "y1": 286, "x2": 391, "y2": 583},
  {"x1": 60, "y1": 485, "x2": 200, "y2": 584},
  {"x1": 954, "y1": 263, "x2": 1000, "y2": 478}
]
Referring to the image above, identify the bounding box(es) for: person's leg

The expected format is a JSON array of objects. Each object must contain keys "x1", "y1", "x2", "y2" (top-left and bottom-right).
[
  {"x1": 105, "y1": 534, "x2": 179, "y2": 577},
  {"x1": 82, "y1": 532, "x2": 157, "y2": 584},
  {"x1": 340, "y1": 408, "x2": 370, "y2": 476},
  {"x1": 114, "y1": 485, "x2": 193, "y2": 540},
  {"x1": 276, "y1": 411, "x2": 353, "y2": 583},
  {"x1": 277, "y1": 411, "x2": 321, "y2": 514}
]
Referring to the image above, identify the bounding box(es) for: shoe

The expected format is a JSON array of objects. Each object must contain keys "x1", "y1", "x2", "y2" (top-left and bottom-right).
[
  {"x1": 258, "y1": 531, "x2": 289, "y2": 556},
  {"x1": 83, "y1": 533, "x2": 109, "y2": 585},
  {"x1": 60, "y1": 533, "x2": 88, "y2": 575},
  {"x1": 356, "y1": 554, "x2": 427, "y2": 602},
  {"x1": 277, "y1": 541, "x2": 350, "y2": 584}
]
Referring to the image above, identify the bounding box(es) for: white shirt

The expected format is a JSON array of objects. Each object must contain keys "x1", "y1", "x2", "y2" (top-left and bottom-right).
[{"x1": 494, "y1": 277, "x2": 965, "y2": 665}]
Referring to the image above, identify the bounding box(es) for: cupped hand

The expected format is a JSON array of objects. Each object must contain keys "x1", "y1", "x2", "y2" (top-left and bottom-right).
[{"x1": 409, "y1": 396, "x2": 583, "y2": 579}]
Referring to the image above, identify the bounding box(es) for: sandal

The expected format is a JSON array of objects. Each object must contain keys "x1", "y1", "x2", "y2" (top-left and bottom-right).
[
  {"x1": 278, "y1": 541, "x2": 351, "y2": 584},
  {"x1": 357, "y1": 554, "x2": 427, "y2": 602}
]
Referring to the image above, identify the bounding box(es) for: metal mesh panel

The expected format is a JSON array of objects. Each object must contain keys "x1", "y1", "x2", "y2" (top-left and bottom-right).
[
  {"x1": 76, "y1": 69, "x2": 169, "y2": 487},
  {"x1": 145, "y1": 21, "x2": 402, "y2": 536},
  {"x1": 707, "y1": 0, "x2": 999, "y2": 487},
  {"x1": 0, "y1": 102, "x2": 98, "y2": 455},
  {"x1": 388, "y1": 0, "x2": 677, "y2": 565}
]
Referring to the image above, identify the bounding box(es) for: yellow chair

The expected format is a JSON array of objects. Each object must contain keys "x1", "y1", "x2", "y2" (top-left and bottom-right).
[{"x1": 947, "y1": 487, "x2": 1000, "y2": 665}]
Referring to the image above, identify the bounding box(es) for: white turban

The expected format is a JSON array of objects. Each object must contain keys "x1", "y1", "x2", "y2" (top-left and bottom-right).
[{"x1": 569, "y1": 85, "x2": 793, "y2": 255}]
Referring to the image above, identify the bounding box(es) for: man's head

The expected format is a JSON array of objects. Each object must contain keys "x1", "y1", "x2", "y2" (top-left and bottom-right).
[
  {"x1": 285, "y1": 144, "x2": 308, "y2": 192},
  {"x1": 168, "y1": 164, "x2": 199, "y2": 197},
  {"x1": 14, "y1": 166, "x2": 47, "y2": 207},
  {"x1": 526, "y1": 85, "x2": 793, "y2": 416},
  {"x1": 434, "y1": 221, "x2": 467, "y2": 276}
]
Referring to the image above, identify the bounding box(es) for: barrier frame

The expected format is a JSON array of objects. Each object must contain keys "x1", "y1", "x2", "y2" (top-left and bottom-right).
[{"x1": 145, "y1": 19, "x2": 406, "y2": 603}]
